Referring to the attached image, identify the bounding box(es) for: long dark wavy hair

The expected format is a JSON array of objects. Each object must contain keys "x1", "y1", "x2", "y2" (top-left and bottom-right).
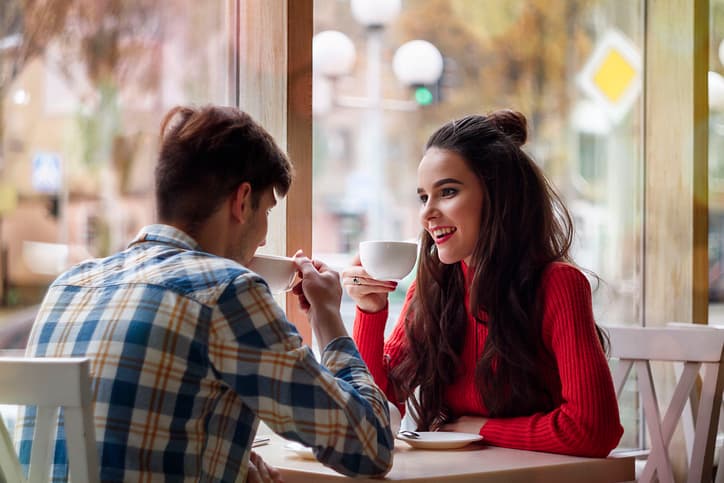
[{"x1": 388, "y1": 110, "x2": 607, "y2": 430}]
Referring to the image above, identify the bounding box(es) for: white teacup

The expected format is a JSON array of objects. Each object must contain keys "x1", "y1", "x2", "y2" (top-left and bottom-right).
[
  {"x1": 247, "y1": 254, "x2": 297, "y2": 294},
  {"x1": 359, "y1": 240, "x2": 418, "y2": 281}
]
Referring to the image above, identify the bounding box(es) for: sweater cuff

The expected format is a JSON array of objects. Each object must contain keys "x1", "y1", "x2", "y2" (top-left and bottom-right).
[{"x1": 353, "y1": 304, "x2": 389, "y2": 349}]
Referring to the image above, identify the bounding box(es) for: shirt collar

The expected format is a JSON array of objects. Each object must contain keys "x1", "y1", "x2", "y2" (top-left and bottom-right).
[{"x1": 129, "y1": 224, "x2": 202, "y2": 251}]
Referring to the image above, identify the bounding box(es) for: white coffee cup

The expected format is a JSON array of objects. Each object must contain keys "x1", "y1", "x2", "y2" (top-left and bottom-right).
[
  {"x1": 359, "y1": 240, "x2": 418, "y2": 281},
  {"x1": 247, "y1": 254, "x2": 297, "y2": 294}
]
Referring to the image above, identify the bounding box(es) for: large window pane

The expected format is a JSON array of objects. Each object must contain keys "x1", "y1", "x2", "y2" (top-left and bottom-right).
[
  {"x1": 709, "y1": 0, "x2": 724, "y2": 322},
  {"x1": 0, "y1": 1, "x2": 233, "y2": 313},
  {"x1": 313, "y1": 0, "x2": 643, "y2": 449}
]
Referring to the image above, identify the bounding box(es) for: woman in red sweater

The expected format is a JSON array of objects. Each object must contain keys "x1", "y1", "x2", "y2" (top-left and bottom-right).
[{"x1": 343, "y1": 110, "x2": 623, "y2": 458}]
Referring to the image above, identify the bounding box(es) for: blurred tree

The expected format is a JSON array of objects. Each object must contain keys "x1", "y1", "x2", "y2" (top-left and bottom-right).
[
  {"x1": 0, "y1": 0, "x2": 74, "y2": 162},
  {"x1": 393, "y1": 0, "x2": 603, "y2": 181}
]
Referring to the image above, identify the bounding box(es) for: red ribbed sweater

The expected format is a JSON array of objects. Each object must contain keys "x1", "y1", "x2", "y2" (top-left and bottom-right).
[{"x1": 353, "y1": 262, "x2": 623, "y2": 457}]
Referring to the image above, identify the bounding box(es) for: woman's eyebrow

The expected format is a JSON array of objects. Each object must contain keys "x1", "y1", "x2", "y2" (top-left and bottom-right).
[
  {"x1": 417, "y1": 178, "x2": 464, "y2": 194},
  {"x1": 433, "y1": 178, "x2": 464, "y2": 188}
]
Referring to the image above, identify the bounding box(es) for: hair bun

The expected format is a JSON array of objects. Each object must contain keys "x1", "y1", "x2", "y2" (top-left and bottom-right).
[{"x1": 489, "y1": 109, "x2": 527, "y2": 147}]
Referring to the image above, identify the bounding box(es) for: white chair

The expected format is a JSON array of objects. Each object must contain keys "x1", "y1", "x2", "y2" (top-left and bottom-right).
[
  {"x1": 666, "y1": 323, "x2": 724, "y2": 483},
  {"x1": 0, "y1": 357, "x2": 99, "y2": 483},
  {"x1": 608, "y1": 325, "x2": 724, "y2": 483}
]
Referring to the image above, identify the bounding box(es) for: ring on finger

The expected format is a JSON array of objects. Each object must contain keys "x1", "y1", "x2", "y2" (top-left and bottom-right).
[{"x1": 352, "y1": 276, "x2": 361, "y2": 285}]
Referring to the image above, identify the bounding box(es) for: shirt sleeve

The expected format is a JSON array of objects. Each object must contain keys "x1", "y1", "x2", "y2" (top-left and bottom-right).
[
  {"x1": 353, "y1": 283, "x2": 416, "y2": 413},
  {"x1": 209, "y1": 273, "x2": 393, "y2": 477},
  {"x1": 480, "y1": 265, "x2": 624, "y2": 457}
]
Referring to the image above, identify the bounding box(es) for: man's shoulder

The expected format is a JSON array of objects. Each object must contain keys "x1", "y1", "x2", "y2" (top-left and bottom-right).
[{"x1": 54, "y1": 246, "x2": 257, "y2": 306}]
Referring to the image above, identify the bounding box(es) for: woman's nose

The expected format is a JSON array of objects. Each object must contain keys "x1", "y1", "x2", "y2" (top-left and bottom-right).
[{"x1": 420, "y1": 201, "x2": 437, "y2": 223}]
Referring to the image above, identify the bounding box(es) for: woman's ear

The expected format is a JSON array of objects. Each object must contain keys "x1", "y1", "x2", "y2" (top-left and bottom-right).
[{"x1": 230, "y1": 182, "x2": 253, "y2": 224}]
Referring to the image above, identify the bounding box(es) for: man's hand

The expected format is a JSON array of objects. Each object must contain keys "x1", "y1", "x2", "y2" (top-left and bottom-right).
[
  {"x1": 248, "y1": 450, "x2": 284, "y2": 483},
  {"x1": 292, "y1": 251, "x2": 347, "y2": 349}
]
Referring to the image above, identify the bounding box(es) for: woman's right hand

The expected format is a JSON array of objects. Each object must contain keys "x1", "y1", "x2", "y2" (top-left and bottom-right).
[{"x1": 341, "y1": 254, "x2": 398, "y2": 313}]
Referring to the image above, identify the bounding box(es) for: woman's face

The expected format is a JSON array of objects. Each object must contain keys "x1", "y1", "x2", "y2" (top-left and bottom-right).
[{"x1": 417, "y1": 147, "x2": 484, "y2": 265}]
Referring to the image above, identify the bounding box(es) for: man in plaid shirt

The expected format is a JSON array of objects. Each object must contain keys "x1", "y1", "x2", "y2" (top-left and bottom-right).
[{"x1": 17, "y1": 105, "x2": 394, "y2": 482}]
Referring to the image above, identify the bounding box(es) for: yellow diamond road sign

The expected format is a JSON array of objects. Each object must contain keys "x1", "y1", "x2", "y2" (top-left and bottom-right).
[{"x1": 577, "y1": 29, "x2": 641, "y2": 123}]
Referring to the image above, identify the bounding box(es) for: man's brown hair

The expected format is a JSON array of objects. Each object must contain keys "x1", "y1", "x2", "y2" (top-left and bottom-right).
[{"x1": 155, "y1": 105, "x2": 293, "y2": 235}]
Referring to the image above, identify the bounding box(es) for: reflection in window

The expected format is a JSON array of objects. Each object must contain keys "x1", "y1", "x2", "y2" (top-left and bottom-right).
[
  {"x1": 709, "y1": 0, "x2": 724, "y2": 313},
  {"x1": 0, "y1": 1, "x2": 233, "y2": 307}
]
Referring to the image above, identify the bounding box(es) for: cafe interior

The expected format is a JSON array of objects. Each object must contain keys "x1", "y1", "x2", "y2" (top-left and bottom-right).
[{"x1": 0, "y1": 0, "x2": 722, "y2": 481}]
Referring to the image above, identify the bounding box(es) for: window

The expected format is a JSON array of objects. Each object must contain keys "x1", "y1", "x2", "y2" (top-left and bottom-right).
[
  {"x1": 0, "y1": 1, "x2": 234, "y2": 304},
  {"x1": 313, "y1": 0, "x2": 644, "y2": 448}
]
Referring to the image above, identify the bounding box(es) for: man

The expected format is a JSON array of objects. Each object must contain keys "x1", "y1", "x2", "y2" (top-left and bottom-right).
[{"x1": 17, "y1": 105, "x2": 393, "y2": 481}]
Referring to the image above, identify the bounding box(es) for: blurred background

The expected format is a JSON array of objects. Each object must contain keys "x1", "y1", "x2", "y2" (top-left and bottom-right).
[
  {"x1": 0, "y1": 0, "x2": 722, "y2": 449},
  {"x1": 313, "y1": 0, "x2": 645, "y2": 330}
]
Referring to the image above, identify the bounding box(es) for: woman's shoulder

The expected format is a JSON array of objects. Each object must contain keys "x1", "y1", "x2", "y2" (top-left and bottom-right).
[{"x1": 540, "y1": 262, "x2": 592, "y2": 293}]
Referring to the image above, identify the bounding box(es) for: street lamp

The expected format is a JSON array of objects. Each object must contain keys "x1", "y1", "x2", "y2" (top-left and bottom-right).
[
  {"x1": 313, "y1": 0, "x2": 443, "y2": 241},
  {"x1": 350, "y1": 0, "x2": 401, "y2": 29}
]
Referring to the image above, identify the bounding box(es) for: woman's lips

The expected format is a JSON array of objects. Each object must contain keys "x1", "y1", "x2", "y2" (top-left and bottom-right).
[{"x1": 432, "y1": 228, "x2": 456, "y2": 245}]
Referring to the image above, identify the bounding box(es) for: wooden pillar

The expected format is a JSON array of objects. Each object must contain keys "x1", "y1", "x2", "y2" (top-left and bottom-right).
[
  {"x1": 237, "y1": 0, "x2": 312, "y2": 343},
  {"x1": 284, "y1": 0, "x2": 313, "y2": 343},
  {"x1": 644, "y1": 0, "x2": 708, "y2": 327},
  {"x1": 644, "y1": 0, "x2": 708, "y2": 479}
]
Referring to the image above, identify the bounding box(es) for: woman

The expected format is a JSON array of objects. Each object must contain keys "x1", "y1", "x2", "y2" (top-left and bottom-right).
[{"x1": 343, "y1": 110, "x2": 623, "y2": 457}]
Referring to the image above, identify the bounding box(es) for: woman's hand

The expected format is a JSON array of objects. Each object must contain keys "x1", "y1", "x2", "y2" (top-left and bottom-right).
[
  {"x1": 248, "y1": 450, "x2": 284, "y2": 482},
  {"x1": 440, "y1": 416, "x2": 488, "y2": 434},
  {"x1": 341, "y1": 254, "x2": 398, "y2": 313}
]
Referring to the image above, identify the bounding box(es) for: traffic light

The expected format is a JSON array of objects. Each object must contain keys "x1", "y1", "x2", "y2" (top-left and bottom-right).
[
  {"x1": 411, "y1": 56, "x2": 456, "y2": 107},
  {"x1": 412, "y1": 82, "x2": 442, "y2": 107},
  {"x1": 414, "y1": 86, "x2": 435, "y2": 106}
]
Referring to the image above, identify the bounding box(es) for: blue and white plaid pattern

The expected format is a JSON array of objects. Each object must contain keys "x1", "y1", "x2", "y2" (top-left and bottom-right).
[{"x1": 16, "y1": 224, "x2": 393, "y2": 482}]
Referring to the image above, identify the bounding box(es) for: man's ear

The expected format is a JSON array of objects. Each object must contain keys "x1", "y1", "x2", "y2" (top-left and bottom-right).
[{"x1": 230, "y1": 182, "x2": 253, "y2": 224}]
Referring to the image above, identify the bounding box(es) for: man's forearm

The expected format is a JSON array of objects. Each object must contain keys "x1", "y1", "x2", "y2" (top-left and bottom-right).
[{"x1": 311, "y1": 309, "x2": 348, "y2": 351}]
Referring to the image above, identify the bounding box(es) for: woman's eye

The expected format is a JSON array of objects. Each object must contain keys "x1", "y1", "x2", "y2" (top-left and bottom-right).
[
  {"x1": 441, "y1": 187, "x2": 458, "y2": 197},
  {"x1": 418, "y1": 194, "x2": 428, "y2": 204}
]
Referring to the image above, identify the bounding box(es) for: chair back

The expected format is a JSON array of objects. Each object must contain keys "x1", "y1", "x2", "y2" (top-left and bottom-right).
[
  {"x1": 608, "y1": 325, "x2": 724, "y2": 483},
  {"x1": 0, "y1": 357, "x2": 99, "y2": 483}
]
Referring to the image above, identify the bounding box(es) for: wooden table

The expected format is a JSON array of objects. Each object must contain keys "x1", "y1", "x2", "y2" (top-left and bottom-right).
[{"x1": 255, "y1": 427, "x2": 634, "y2": 482}]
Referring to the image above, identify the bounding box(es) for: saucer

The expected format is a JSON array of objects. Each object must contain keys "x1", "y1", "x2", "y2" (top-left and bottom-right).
[{"x1": 395, "y1": 431, "x2": 483, "y2": 450}]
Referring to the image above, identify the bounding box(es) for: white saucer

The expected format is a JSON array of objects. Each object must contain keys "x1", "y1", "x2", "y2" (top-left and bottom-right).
[
  {"x1": 395, "y1": 431, "x2": 483, "y2": 449},
  {"x1": 284, "y1": 442, "x2": 317, "y2": 460}
]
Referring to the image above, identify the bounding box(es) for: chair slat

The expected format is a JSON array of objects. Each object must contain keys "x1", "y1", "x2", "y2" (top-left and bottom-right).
[
  {"x1": 63, "y1": 407, "x2": 97, "y2": 483},
  {"x1": 688, "y1": 361, "x2": 724, "y2": 483},
  {"x1": 0, "y1": 416, "x2": 24, "y2": 483},
  {"x1": 636, "y1": 360, "x2": 675, "y2": 483},
  {"x1": 28, "y1": 406, "x2": 56, "y2": 483},
  {"x1": 612, "y1": 359, "x2": 634, "y2": 397}
]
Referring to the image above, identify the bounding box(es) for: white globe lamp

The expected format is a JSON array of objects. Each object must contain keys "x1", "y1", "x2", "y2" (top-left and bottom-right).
[
  {"x1": 350, "y1": 0, "x2": 401, "y2": 28},
  {"x1": 710, "y1": 71, "x2": 724, "y2": 112},
  {"x1": 392, "y1": 40, "x2": 444, "y2": 86},
  {"x1": 313, "y1": 30, "x2": 356, "y2": 78},
  {"x1": 312, "y1": 75, "x2": 333, "y2": 116}
]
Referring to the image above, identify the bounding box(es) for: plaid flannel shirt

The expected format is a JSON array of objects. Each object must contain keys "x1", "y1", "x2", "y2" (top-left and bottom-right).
[{"x1": 16, "y1": 224, "x2": 393, "y2": 482}]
